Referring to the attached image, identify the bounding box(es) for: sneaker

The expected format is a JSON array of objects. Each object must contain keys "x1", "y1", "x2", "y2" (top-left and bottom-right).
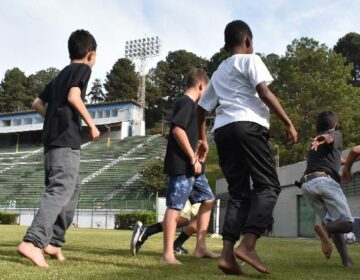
[
  {"x1": 130, "y1": 221, "x2": 147, "y2": 256},
  {"x1": 173, "y1": 246, "x2": 189, "y2": 255}
]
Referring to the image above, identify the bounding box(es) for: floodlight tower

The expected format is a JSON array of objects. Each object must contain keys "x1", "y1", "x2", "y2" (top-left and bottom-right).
[{"x1": 125, "y1": 36, "x2": 161, "y2": 108}]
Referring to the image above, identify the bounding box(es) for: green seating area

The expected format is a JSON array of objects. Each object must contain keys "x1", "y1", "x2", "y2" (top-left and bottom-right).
[{"x1": 0, "y1": 135, "x2": 166, "y2": 209}]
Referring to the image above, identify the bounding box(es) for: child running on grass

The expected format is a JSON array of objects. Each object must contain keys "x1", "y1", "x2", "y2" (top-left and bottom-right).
[
  {"x1": 197, "y1": 20, "x2": 298, "y2": 275},
  {"x1": 131, "y1": 199, "x2": 209, "y2": 256},
  {"x1": 301, "y1": 111, "x2": 354, "y2": 267},
  {"x1": 161, "y1": 68, "x2": 218, "y2": 265},
  {"x1": 17, "y1": 30, "x2": 99, "y2": 268}
]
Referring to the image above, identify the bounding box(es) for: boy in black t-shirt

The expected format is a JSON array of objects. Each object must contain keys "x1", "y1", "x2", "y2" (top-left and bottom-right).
[
  {"x1": 17, "y1": 30, "x2": 99, "y2": 268},
  {"x1": 162, "y1": 68, "x2": 217, "y2": 265},
  {"x1": 301, "y1": 111, "x2": 354, "y2": 267}
]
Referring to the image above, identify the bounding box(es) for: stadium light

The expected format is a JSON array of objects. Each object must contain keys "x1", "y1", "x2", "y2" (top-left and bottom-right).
[{"x1": 125, "y1": 36, "x2": 161, "y2": 108}]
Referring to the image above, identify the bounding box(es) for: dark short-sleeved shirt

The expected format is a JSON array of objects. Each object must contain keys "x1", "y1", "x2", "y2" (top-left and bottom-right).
[
  {"x1": 305, "y1": 130, "x2": 342, "y2": 182},
  {"x1": 164, "y1": 95, "x2": 198, "y2": 176},
  {"x1": 38, "y1": 63, "x2": 91, "y2": 151}
]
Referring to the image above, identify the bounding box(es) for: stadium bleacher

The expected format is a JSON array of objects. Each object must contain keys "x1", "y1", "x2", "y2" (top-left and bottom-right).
[{"x1": 0, "y1": 135, "x2": 166, "y2": 209}]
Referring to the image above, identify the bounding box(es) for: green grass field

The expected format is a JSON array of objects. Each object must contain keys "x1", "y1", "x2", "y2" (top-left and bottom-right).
[{"x1": 1, "y1": 225, "x2": 360, "y2": 280}]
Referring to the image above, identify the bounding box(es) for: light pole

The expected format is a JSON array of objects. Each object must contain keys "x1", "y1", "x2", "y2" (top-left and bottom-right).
[{"x1": 125, "y1": 36, "x2": 161, "y2": 108}]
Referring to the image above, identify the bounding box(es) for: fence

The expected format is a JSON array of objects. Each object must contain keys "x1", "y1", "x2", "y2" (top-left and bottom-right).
[{"x1": 0, "y1": 197, "x2": 156, "y2": 230}]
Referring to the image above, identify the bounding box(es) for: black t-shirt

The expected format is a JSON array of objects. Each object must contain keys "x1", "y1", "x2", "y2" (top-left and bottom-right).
[
  {"x1": 305, "y1": 130, "x2": 342, "y2": 182},
  {"x1": 38, "y1": 63, "x2": 91, "y2": 151},
  {"x1": 164, "y1": 95, "x2": 198, "y2": 176}
]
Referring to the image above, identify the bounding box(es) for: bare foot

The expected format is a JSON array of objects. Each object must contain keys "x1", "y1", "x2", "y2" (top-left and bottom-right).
[
  {"x1": 17, "y1": 242, "x2": 49, "y2": 268},
  {"x1": 193, "y1": 248, "x2": 220, "y2": 259},
  {"x1": 235, "y1": 245, "x2": 270, "y2": 274},
  {"x1": 343, "y1": 258, "x2": 354, "y2": 268},
  {"x1": 218, "y1": 255, "x2": 244, "y2": 275},
  {"x1": 44, "y1": 244, "x2": 65, "y2": 261},
  {"x1": 160, "y1": 256, "x2": 183, "y2": 265},
  {"x1": 314, "y1": 225, "x2": 332, "y2": 259}
]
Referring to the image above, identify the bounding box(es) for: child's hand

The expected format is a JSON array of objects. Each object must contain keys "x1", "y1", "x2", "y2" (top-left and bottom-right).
[
  {"x1": 311, "y1": 134, "x2": 332, "y2": 151},
  {"x1": 342, "y1": 167, "x2": 352, "y2": 182},
  {"x1": 89, "y1": 126, "x2": 100, "y2": 141},
  {"x1": 192, "y1": 158, "x2": 202, "y2": 175},
  {"x1": 197, "y1": 140, "x2": 209, "y2": 163},
  {"x1": 285, "y1": 124, "x2": 298, "y2": 144}
]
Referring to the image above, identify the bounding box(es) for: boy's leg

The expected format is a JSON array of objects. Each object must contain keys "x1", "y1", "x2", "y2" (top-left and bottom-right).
[
  {"x1": 18, "y1": 148, "x2": 80, "y2": 267},
  {"x1": 233, "y1": 122, "x2": 280, "y2": 274},
  {"x1": 332, "y1": 233, "x2": 353, "y2": 267},
  {"x1": 193, "y1": 200, "x2": 219, "y2": 258},
  {"x1": 44, "y1": 174, "x2": 81, "y2": 261},
  {"x1": 189, "y1": 175, "x2": 218, "y2": 258},
  {"x1": 131, "y1": 217, "x2": 190, "y2": 256},
  {"x1": 302, "y1": 181, "x2": 335, "y2": 259},
  {"x1": 314, "y1": 224, "x2": 333, "y2": 259},
  {"x1": 214, "y1": 123, "x2": 251, "y2": 275},
  {"x1": 162, "y1": 175, "x2": 193, "y2": 264},
  {"x1": 162, "y1": 208, "x2": 182, "y2": 264},
  {"x1": 173, "y1": 216, "x2": 196, "y2": 252}
]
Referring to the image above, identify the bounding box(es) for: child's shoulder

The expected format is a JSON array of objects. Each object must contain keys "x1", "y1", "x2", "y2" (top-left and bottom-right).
[{"x1": 175, "y1": 95, "x2": 194, "y2": 106}]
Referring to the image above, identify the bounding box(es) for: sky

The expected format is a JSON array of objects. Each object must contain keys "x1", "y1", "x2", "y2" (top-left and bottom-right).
[{"x1": 0, "y1": 0, "x2": 359, "y2": 86}]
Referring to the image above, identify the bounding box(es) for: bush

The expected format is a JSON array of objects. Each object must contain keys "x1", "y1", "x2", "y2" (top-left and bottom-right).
[
  {"x1": 115, "y1": 211, "x2": 156, "y2": 230},
  {"x1": 0, "y1": 212, "x2": 18, "y2": 225},
  {"x1": 139, "y1": 158, "x2": 168, "y2": 196}
]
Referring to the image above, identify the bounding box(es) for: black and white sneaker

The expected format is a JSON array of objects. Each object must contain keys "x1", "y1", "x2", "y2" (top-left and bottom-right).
[
  {"x1": 173, "y1": 246, "x2": 189, "y2": 255},
  {"x1": 130, "y1": 221, "x2": 147, "y2": 256}
]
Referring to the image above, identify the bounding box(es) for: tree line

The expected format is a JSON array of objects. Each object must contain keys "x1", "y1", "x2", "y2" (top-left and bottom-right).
[{"x1": 0, "y1": 32, "x2": 359, "y2": 165}]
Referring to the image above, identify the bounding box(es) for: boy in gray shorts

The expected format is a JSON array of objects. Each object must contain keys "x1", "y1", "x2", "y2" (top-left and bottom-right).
[{"x1": 300, "y1": 111, "x2": 353, "y2": 267}]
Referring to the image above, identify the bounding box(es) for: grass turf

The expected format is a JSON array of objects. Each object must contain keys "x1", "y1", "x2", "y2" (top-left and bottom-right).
[{"x1": 1, "y1": 225, "x2": 360, "y2": 279}]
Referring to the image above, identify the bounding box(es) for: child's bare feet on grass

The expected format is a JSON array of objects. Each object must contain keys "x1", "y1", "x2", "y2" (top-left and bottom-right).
[
  {"x1": 161, "y1": 255, "x2": 183, "y2": 265},
  {"x1": 44, "y1": 244, "x2": 65, "y2": 261},
  {"x1": 235, "y1": 245, "x2": 270, "y2": 274},
  {"x1": 17, "y1": 242, "x2": 49, "y2": 268},
  {"x1": 218, "y1": 254, "x2": 244, "y2": 275},
  {"x1": 314, "y1": 224, "x2": 333, "y2": 259},
  {"x1": 193, "y1": 248, "x2": 220, "y2": 259},
  {"x1": 343, "y1": 258, "x2": 354, "y2": 268}
]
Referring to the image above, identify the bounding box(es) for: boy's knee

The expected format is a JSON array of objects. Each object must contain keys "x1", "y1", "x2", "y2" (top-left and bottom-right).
[
  {"x1": 202, "y1": 199, "x2": 215, "y2": 207},
  {"x1": 345, "y1": 221, "x2": 353, "y2": 233}
]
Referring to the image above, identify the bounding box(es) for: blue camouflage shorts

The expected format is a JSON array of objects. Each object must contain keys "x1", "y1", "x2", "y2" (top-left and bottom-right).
[{"x1": 166, "y1": 174, "x2": 215, "y2": 210}]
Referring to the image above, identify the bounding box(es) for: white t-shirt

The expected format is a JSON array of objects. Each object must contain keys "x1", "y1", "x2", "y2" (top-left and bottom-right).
[{"x1": 199, "y1": 54, "x2": 273, "y2": 131}]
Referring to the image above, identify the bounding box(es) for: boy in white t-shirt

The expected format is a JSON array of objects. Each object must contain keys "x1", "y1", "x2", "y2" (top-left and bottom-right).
[{"x1": 197, "y1": 20, "x2": 298, "y2": 275}]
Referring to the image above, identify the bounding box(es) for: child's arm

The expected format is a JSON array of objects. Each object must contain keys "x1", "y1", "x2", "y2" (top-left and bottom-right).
[
  {"x1": 32, "y1": 98, "x2": 47, "y2": 117},
  {"x1": 197, "y1": 107, "x2": 208, "y2": 163},
  {"x1": 256, "y1": 82, "x2": 298, "y2": 144},
  {"x1": 341, "y1": 156, "x2": 347, "y2": 165},
  {"x1": 311, "y1": 134, "x2": 333, "y2": 151},
  {"x1": 342, "y1": 145, "x2": 360, "y2": 181},
  {"x1": 172, "y1": 126, "x2": 202, "y2": 175},
  {"x1": 68, "y1": 87, "x2": 100, "y2": 141}
]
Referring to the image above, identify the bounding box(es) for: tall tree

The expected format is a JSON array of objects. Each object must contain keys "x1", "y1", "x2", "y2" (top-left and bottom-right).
[
  {"x1": 144, "y1": 50, "x2": 208, "y2": 129},
  {"x1": 151, "y1": 50, "x2": 208, "y2": 106},
  {"x1": 334, "y1": 32, "x2": 360, "y2": 86},
  {"x1": 87, "y1": 78, "x2": 105, "y2": 103},
  {"x1": 104, "y1": 58, "x2": 139, "y2": 102},
  {"x1": 207, "y1": 48, "x2": 229, "y2": 76},
  {"x1": 27, "y1": 67, "x2": 59, "y2": 99},
  {"x1": 0, "y1": 68, "x2": 29, "y2": 112},
  {"x1": 268, "y1": 38, "x2": 360, "y2": 165}
]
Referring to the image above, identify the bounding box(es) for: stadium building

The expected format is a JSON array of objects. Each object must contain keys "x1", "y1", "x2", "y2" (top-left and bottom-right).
[{"x1": 0, "y1": 102, "x2": 167, "y2": 228}]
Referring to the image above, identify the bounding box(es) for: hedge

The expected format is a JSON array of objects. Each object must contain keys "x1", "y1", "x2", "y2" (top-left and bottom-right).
[
  {"x1": 0, "y1": 212, "x2": 18, "y2": 225},
  {"x1": 115, "y1": 211, "x2": 156, "y2": 229}
]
